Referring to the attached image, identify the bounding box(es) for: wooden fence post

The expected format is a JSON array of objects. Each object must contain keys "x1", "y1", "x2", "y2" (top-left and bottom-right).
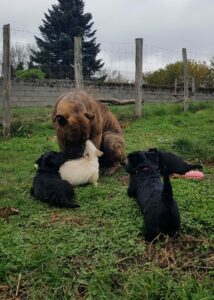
[
  {"x1": 192, "y1": 77, "x2": 195, "y2": 102},
  {"x1": 74, "y1": 36, "x2": 83, "y2": 90},
  {"x1": 2, "y1": 24, "x2": 11, "y2": 138},
  {"x1": 135, "y1": 38, "x2": 143, "y2": 118},
  {"x1": 174, "y1": 78, "x2": 178, "y2": 102},
  {"x1": 182, "y1": 48, "x2": 189, "y2": 112}
]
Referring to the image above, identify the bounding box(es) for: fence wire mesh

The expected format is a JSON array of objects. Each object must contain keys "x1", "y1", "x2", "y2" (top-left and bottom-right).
[{"x1": 1, "y1": 27, "x2": 214, "y2": 106}]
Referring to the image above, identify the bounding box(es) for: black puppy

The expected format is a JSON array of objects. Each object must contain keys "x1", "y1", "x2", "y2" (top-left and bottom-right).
[
  {"x1": 147, "y1": 148, "x2": 202, "y2": 175},
  {"x1": 31, "y1": 151, "x2": 79, "y2": 208},
  {"x1": 127, "y1": 151, "x2": 180, "y2": 242}
]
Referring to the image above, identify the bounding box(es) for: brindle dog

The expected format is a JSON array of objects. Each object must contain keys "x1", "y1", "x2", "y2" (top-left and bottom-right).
[{"x1": 52, "y1": 91, "x2": 125, "y2": 175}]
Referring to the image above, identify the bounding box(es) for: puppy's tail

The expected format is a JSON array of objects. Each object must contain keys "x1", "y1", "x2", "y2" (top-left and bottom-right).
[
  {"x1": 162, "y1": 166, "x2": 173, "y2": 204},
  {"x1": 59, "y1": 182, "x2": 80, "y2": 209},
  {"x1": 30, "y1": 187, "x2": 35, "y2": 197}
]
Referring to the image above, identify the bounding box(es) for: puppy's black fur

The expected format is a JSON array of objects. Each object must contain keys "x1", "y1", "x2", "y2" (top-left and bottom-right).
[
  {"x1": 128, "y1": 148, "x2": 203, "y2": 175},
  {"x1": 127, "y1": 151, "x2": 180, "y2": 242},
  {"x1": 31, "y1": 151, "x2": 79, "y2": 208},
  {"x1": 147, "y1": 148, "x2": 202, "y2": 175}
]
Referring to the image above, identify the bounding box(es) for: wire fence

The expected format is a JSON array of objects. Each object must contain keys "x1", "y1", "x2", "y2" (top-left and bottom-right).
[
  {"x1": 1, "y1": 25, "x2": 214, "y2": 139},
  {"x1": 1, "y1": 27, "x2": 214, "y2": 84},
  {"x1": 1, "y1": 26, "x2": 214, "y2": 106}
]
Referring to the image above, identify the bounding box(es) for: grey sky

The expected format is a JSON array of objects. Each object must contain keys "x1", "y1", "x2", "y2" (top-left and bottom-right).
[{"x1": 1, "y1": 0, "x2": 214, "y2": 77}]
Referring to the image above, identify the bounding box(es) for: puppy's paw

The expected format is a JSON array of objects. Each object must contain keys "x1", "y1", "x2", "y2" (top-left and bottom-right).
[
  {"x1": 71, "y1": 203, "x2": 80, "y2": 208},
  {"x1": 64, "y1": 202, "x2": 80, "y2": 209}
]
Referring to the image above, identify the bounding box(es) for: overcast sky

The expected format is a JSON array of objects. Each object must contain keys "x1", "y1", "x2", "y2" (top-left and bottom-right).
[{"x1": 1, "y1": 0, "x2": 214, "y2": 77}]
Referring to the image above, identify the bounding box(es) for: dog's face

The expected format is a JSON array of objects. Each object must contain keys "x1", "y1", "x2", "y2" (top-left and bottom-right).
[
  {"x1": 53, "y1": 100, "x2": 95, "y2": 158},
  {"x1": 36, "y1": 151, "x2": 66, "y2": 172},
  {"x1": 127, "y1": 151, "x2": 158, "y2": 199},
  {"x1": 127, "y1": 151, "x2": 148, "y2": 174},
  {"x1": 127, "y1": 151, "x2": 157, "y2": 174}
]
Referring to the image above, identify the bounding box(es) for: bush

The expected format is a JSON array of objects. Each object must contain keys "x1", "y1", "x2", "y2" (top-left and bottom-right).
[{"x1": 16, "y1": 68, "x2": 45, "y2": 80}]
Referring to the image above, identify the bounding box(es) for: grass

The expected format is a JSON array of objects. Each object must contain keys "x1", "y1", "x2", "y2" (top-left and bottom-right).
[{"x1": 0, "y1": 101, "x2": 214, "y2": 299}]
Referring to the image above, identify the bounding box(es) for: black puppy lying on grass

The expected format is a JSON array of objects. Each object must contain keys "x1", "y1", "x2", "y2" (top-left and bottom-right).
[
  {"x1": 127, "y1": 151, "x2": 180, "y2": 242},
  {"x1": 146, "y1": 148, "x2": 203, "y2": 175},
  {"x1": 31, "y1": 151, "x2": 79, "y2": 208}
]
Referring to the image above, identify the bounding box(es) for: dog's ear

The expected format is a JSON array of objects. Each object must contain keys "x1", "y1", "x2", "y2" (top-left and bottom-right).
[
  {"x1": 126, "y1": 159, "x2": 136, "y2": 174},
  {"x1": 126, "y1": 153, "x2": 138, "y2": 173},
  {"x1": 148, "y1": 148, "x2": 158, "y2": 152},
  {"x1": 53, "y1": 115, "x2": 68, "y2": 127},
  {"x1": 47, "y1": 153, "x2": 65, "y2": 167},
  {"x1": 96, "y1": 150, "x2": 103, "y2": 157},
  {"x1": 145, "y1": 151, "x2": 160, "y2": 170},
  {"x1": 85, "y1": 112, "x2": 95, "y2": 121}
]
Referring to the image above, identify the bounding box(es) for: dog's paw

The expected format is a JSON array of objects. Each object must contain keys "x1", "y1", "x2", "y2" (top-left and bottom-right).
[
  {"x1": 64, "y1": 202, "x2": 80, "y2": 208},
  {"x1": 105, "y1": 163, "x2": 121, "y2": 176},
  {"x1": 71, "y1": 203, "x2": 80, "y2": 208}
]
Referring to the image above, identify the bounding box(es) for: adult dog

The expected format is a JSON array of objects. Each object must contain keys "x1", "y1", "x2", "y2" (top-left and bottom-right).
[
  {"x1": 127, "y1": 151, "x2": 180, "y2": 242},
  {"x1": 31, "y1": 151, "x2": 79, "y2": 208},
  {"x1": 52, "y1": 91, "x2": 125, "y2": 175}
]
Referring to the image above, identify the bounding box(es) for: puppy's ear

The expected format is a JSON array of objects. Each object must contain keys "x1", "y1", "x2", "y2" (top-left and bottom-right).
[
  {"x1": 47, "y1": 153, "x2": 65, "y2": 167},
  {"x1": 146, "y1": 152, "x2": 159, "y2": 168},
  {"x1": 85, "y1": 112, "x2": 95, "y2": 121},
  {"x1": 148, "y1": 148, "x2": 158, "y2": 152},
  {"x1": 53, "y1": 115, "x2": 68, "y2": 127},
  {"x1": 96, "y1": 150, "x2": 103, "y2": 157},
  {"x1": 127, "y1": 166, "x2": 138, "y2": 174}
]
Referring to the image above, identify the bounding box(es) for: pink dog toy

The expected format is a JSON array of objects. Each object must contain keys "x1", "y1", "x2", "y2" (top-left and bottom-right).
[
  {"x1": 184, "y1": 170, "x2": 205, "y2": 180},
  {"x1": 171, "y1": 170, "x2": 205, "y2": 180}
]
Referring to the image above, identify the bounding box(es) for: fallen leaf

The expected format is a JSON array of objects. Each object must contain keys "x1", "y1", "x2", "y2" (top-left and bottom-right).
[{"x1": 0, "y1": 207, "x2": 19, "y2": 222}]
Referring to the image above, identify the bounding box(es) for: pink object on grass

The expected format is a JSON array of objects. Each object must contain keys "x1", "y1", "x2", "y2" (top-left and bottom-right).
[
  {"x1": 171, "y1": 170, "x2": 205, "y2": 180},
  {"x1": 184, "y1": 170, "x2": 205, "y2": 180}
]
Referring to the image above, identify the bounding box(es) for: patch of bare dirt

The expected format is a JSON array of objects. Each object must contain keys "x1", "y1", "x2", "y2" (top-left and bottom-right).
[
  {"x1": 49, "y1": 211, "x2": 87, "y2": 226},
  {"x1": 0, "y1": 274, "x2": 27, "y2": 300},
  {"x1": 119, "y1": 120, "x2": 131, "y2": 129},
  {"x1": 117, "y1": 175, "x2": 129, "y2": 186},
  {"x1": 117, "y1": 234, "x2": 214, "y2": 280}
]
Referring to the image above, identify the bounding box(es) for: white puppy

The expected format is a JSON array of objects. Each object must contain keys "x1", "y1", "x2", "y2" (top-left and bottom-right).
[{"x1": 59, "y1": 140, "x2": 103, "y2": 186}]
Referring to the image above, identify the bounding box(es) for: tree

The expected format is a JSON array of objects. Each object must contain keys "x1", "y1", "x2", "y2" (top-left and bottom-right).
[
  {"x1": 16, "y1": 68, "x2": 45, "y2": 80},
  {"x1": 10, "y1": 44, "x2": 33, "y2": 77},
  {"x1": 31, "y1": 0, "x2": 103, "y2": 79},
  {"x1": 144, "y1": 60, "x2": 211, "y2": 88},
  {"x1": 0, "y1": 44, "x2": 36, "y2": 78},
  {"x1": 207, "y1": 57, "x2": 214, "y2": 87}
]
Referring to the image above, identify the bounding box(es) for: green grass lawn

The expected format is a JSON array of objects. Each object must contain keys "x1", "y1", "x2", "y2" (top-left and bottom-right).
[{"x1": 0, "y1": 102, "x2": 214, "y2": 300}]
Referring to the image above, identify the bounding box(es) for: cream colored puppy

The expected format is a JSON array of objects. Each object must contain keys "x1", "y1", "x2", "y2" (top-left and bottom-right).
[{"x1": 59, "y1": 140, "x2": 103, "y2": 186}]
